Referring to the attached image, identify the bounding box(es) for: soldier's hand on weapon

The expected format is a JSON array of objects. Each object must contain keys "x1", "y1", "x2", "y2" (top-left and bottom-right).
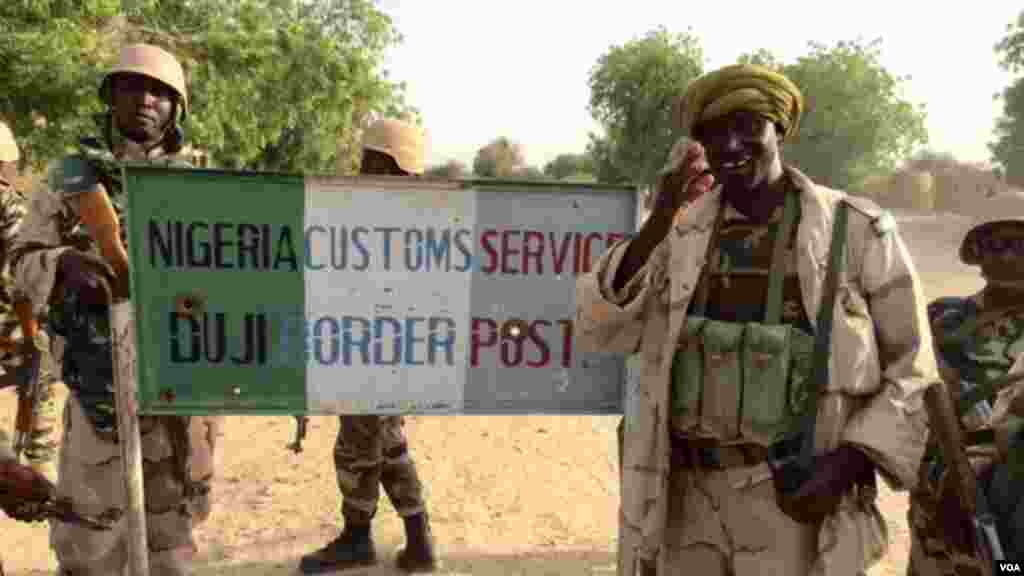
[
  {"x1": 937, "y1": 468, "x2": 979, "y2": 553},
  {"x1": 0, "y1": 459, "x2": 56, "y2": 523},
  {"x1": 775, "y1": 444, "x2": 874, "y2": 524},
  {"x1": 57, "y1": 249, "x2": 116, "y2": 304},
  {"x1": 653, "y1": 139, "x2": 716, "y2": 221}
]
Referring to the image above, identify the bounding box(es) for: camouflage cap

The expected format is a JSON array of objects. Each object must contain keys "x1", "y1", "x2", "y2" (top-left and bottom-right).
[
  {"x1": 0, "y1": 121, "x2": 17, "y2": 163},
  {"x1": 100, "y1": 44, "x2": 188, "y2": 119},
  {"x1": 960, "y1": 214, "x2": 1024, "y2": 266},
  {"x1": 362, "y1": 118, "x2": 426, "y2": 175}
]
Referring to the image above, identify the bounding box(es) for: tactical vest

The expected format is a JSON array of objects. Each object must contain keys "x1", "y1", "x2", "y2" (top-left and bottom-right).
[
  {"x1": 928, "y1": 297, "x2": 1024, "y2": 560},
  {"x1": 670, "y1": 190, "x2": 848, "y2": 448},
  {"x1": 51, "y1": 135, "x2": 191, "y2": 438}
]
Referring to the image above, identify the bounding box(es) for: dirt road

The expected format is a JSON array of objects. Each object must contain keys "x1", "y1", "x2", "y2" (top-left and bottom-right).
[{"x1": 1, "y1": 211, "x2": 986, "y2": 575}]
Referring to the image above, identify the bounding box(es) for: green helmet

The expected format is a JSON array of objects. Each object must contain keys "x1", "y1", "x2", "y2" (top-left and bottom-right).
[{"x1": 960, "y1": 213, "x2": 1024, "y2": 266}]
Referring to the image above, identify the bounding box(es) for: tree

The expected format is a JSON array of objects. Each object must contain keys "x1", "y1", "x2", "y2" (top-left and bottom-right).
[
  {"x1": 586, "y1": 27, "x2": 705, "y2": 188},
  {"x1": 0, "y1": 0, "x2": 413, "y2": 174},
  {"x1": 514, "y1": 165, "x2": 545, "y2": 180},
  {"x1": 426, "y1": 159, "x2": 467, "y2": 179},
  {"x1": 543, "y1": 153, "x2": 594, "y2": 181},
  {"x1": 738, "y1": 39, "x2": 928, "y2": 191},
  {"x1": 990, "y1": 10, "x2": 1024, "y2": 186},
  {"x1": 473, "y1": 137, "x2": 526, "y2": 177}
]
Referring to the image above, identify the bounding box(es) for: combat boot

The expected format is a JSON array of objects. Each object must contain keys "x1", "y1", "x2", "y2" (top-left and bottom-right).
[
  {"x1": 299, "y1": 523, "x2": 378, "y2": 574},
  {"x1": 396, "y1": 512, "x2": 437, "y2": 573}
]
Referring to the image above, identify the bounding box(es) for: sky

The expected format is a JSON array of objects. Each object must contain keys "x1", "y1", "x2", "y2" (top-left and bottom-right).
[{"x1": 374, "y1": 1, "x2": 1022, "y2": 172}]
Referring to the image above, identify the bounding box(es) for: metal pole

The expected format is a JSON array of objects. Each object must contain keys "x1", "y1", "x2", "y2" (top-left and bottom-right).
[{"x1": 106, "y1": 280, "x2": 150, "y2": 576}]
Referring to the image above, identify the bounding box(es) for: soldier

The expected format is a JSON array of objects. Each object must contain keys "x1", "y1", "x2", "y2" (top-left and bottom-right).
[
  {"x1": 907, "y1": 213, "x2": 1024, "y2": 575},
  {"x1": 0, "y1": 427, "x2": 53, "y2": 576},
  {"x1": 299, "y1": 117, "x2": 437, "y2": 574},
  {"x1": 576, "y1": 63, "x2": 939, "y2": 576},
  {"x1": 9, "y1": 43, "x2": 220, "y2": 575},
  {"x1": 0, "y1": 121, "x2": 59, "y2": 483}
]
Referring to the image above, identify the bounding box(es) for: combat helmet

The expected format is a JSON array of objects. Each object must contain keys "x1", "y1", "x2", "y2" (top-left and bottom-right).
[
  {"x1": 362, "y1": 118, "x2": 426, "y2": 175},
  {"x1": 0, "y1": 121, "x2": 18, "y2": 163},
  {"x1": 99, "y1": 43, "x2": 188, "y2": 120},
  {"x1": 960, "y1": 212, "x2": 1024, "y2": 267}
]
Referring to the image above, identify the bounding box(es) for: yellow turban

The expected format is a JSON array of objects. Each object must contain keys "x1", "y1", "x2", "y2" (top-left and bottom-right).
[{"x1": 675, "y1": 63, "x2": 804, "y2": 142}]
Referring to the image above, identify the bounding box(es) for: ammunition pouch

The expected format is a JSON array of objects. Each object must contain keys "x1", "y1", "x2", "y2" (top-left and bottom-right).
[{"x1": 670, "y1": 319, "x2": 815, "y2": 447}]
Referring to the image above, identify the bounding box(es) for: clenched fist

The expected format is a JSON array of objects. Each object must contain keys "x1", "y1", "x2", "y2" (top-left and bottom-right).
[{"x1": 652, "y1": 138, "x2": 716, "y2": 221}]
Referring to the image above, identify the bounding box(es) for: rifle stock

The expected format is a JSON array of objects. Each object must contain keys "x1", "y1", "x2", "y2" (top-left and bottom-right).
[
  {"x1": 924, "y1": 377, "x2": 1004, "y2": 570},
  {"x1": 12, "y1": 299, "x2": 40, "y2": 464}
]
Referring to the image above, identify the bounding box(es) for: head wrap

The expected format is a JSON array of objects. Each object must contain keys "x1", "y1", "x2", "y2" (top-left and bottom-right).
[{"x1": 675, "y1": 63, "x2": 804, "y2": 142}]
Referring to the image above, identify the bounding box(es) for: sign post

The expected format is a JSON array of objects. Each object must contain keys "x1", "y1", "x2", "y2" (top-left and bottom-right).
[
  {"x1": 122, "y1": 167, "x2": 638, "y2": 416},
  {"x1": 117, "y1": 166, "x2": 638, "y2": 574}
]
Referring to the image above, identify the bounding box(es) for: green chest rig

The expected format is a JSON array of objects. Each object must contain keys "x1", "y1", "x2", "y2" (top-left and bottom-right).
[{"x1": 670, "y1": 189, "x2": 849, "y2": 450}]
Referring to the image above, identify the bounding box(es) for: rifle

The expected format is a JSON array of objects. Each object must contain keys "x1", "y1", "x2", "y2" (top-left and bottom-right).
[
  {"x1": 924, "y1": 376, "x2": 1002, "y2": 573},
  {"x1": 287, "y1": 415, "x2": 308, "y2": 454},
  {"x1": 0, "y1": 459, "x2": 120, "y2": 530},
  {"x1": 12, "y1": 299, "x2": 42, "y2": 464}
]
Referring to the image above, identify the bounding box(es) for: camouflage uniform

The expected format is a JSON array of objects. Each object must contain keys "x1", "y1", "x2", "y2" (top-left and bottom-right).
[
  {"x1": 301, "y1": 118, "x2": 435, "y2": 574},
  {"x1": 10, "y1": 44, "x2": 220, "y2": 576},
  {"x1": 0, "y1": 122, "x2": 58, "y2": 478},
  {"x1": 333, "y1": 415, "x2": 427, "y2": 523},
  {"x1": 907, "y1": 214, "x2": 1024, "y2": 575}
]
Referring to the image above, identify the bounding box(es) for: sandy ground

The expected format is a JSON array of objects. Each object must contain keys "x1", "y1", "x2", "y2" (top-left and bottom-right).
[{"x1": 1, "y1": 210, "x2": 990, "y2": 575}]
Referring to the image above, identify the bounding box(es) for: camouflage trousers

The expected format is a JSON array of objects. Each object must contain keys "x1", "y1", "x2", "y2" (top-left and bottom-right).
[
  {"x1": 1, "y1": 349, "x2": 59, "y2": 468},
  {"x1": 334, "y1": 414, "x2": 427, "y2": 525},
  {"x1": 50, "y1": 395, "x2": 220, "y2": 576}
]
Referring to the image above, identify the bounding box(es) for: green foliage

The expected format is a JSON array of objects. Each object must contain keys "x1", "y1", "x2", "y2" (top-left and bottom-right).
[
  {"x1": 426, "y1": 159, "x2": 467, "y2": 179},
  {"x1": 561, "y1": 171, "x2": 597, "y2": 183},
  {"x1": 473, "y1": 137, "x2": 526, "y2": 177},
  {"x1": 542, "y1": 153, "x2": 594, "y2": 180},
  {"x1": 991, "y1": 10, "x2": 1024, "y2": 186},
  {"x1": 738, "y1": 38, "x2": 928, "y2": 191},
  {"x1": 586, "y1": 26, "x2": 705, "y2": 188},
  {"x1": 0, "y1": 0, "x2": 412, "y2": 174}
]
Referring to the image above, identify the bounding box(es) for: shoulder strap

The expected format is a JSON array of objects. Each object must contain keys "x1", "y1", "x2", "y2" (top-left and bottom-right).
[
  {"x1": 797, "y1": 198, "x2": 849, "y2": 462},
  {"x1": 690, "y1": 201, "x2": 727, "y2": 317},
  {"x1": 765, "y1": 189, "x2": 799, "y2": 325}
]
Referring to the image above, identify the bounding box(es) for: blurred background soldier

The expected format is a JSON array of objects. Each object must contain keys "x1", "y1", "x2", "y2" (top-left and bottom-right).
[
  {"x1": 299, "y1": 117, "x2": 437, "y2": 575},
  {"x1": 908, "y1": 214, "x2": 1024, "y2": 575},
  {"x1": 9, "y1": 43, "x2": 219, "y2": 575},
  {"x1": 0, "y1": 121, "x2": 58, "y2": 485}
]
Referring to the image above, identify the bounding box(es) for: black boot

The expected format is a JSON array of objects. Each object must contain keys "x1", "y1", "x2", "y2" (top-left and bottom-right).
[
  {"x1": 299, "y1": 522, "x2": 378, "y2": 574},
  {"x1": 396, "y1": 513, "x2": 437, "y2": 573}
]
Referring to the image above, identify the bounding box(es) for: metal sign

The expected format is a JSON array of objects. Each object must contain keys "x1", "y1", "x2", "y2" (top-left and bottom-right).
[{"x1": 123, "y1": 166, "x2": 638, "y2": 415}]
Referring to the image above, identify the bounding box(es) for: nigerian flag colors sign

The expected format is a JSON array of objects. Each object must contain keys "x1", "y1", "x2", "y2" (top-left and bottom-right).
[{"x1": 122, "y1": 166, "x2": 639, "y2": 416}]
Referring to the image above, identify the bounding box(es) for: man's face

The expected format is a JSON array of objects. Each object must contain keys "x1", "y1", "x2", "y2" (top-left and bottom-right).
[
  {"x1": 111, "y1": 73, "x2": 176, "y2": 145},
  {"x1": 359, "y1": 149, "x2": 409, "y2": 176},
  {"x1": 695, "y1": 110, "x2": 782, "y2": 195}
]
